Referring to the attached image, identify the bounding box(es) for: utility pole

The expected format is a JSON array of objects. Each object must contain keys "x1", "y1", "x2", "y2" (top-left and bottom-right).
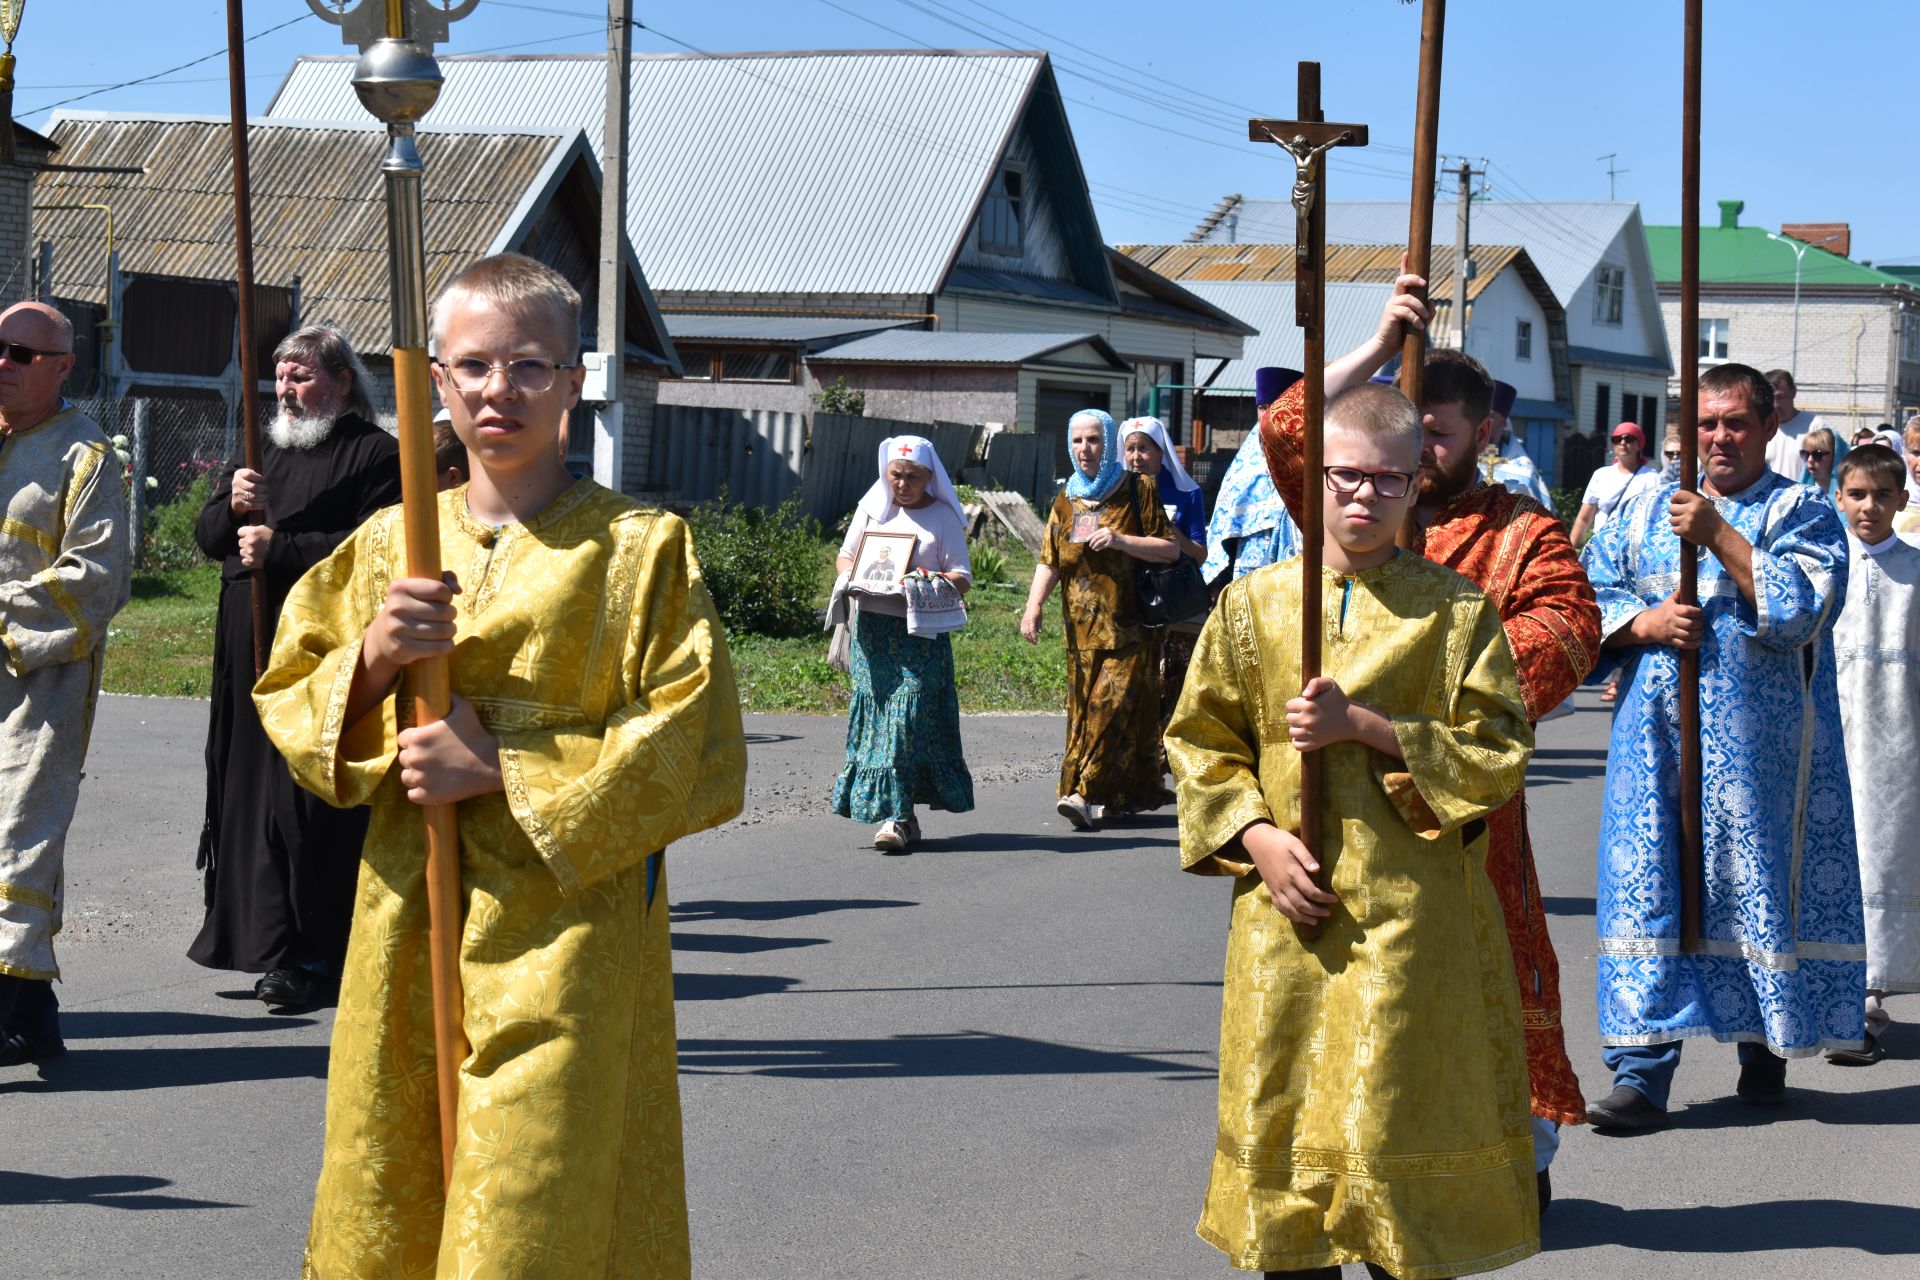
[
  {"x1": 1451, "y1": 158, "x2": 1478, "y2": 351},
  {"x1": 592, "y1": 0, "x2": 633, "y2": 492},
  {"x1": 1598, "y1": 152, "x2": 1629, "y2": 200}
]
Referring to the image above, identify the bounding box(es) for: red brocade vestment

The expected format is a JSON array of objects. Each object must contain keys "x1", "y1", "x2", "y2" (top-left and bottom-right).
[{"x1": 1259, "y1": 382, "x2": 1599, "y2": 1124}]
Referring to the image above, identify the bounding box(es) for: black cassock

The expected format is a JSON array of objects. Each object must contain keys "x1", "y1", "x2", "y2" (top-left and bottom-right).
[{"x1": 189, "y1": 414, "x2": 401, "y2": 973}]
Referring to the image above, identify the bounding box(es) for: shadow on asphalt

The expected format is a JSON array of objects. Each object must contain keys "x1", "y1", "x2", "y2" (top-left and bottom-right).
[
  {"x1": 59, "y1": 1010, "x2": 318, "y2": 1037},
  {"x1": 1545, "y1": 1196, "x2": 1920, "y2": 1254},
  {"x1": 0, "y1": 1044, "x2": 327, "y2": 1094},
  {"x1": 784, "y1": 979, "x2": 1224, "y2": 996},
  {"x1": 1525, "y1": 746, "x2": 1608, "y2": 788},
  {"x1": 675, "y1": 1030, "x2": 1212, "y2": 1081},
  {"x1": 1541, "y1": 896, "x2": 1597, "y2": 916},
  {"x1": 0, "y1": 1171, "x2": 243, "y2": 1211},
  {"x1": 742, "y1": 732, "x2": 800, "y2": 746},
  {"x1": 674, "y1": 972, "x2": 802, "y2": 1001},
  {"x1": 671, "y1": 933, "x2": 829, "y2": 955},
  {"x1": 914, "y1": 833, "x2": 1177, "y2": 854},
  {"x1": 671, "y1": 898, "x2": 916, "y2": 923}
]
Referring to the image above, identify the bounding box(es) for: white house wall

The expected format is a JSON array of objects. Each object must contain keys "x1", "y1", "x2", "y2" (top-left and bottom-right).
[
  {"x1": 1565, "y1": 220, "x2": 1668, "y2": 364},
  {"x1": 954, "y1": 119, "x2": 1076, "y2": 282},
  {"x1": 1459, "y1": 269, "x2": 1556, "y2": 403}
]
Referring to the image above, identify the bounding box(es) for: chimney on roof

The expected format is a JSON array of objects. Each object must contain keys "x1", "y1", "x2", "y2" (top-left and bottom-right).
[
  {"x1": 1780, "y1": 222, "x2": 1851, "y2": 258},
  {"x1": 1718, "y1": 200, "x2": 1743, "y2": 230}
]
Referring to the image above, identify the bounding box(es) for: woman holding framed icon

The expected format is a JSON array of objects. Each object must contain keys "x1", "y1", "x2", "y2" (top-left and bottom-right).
[
  {"x1": 830, "y1": 436, "x2": 974, "y2": 853},
  {"x1": 1020, "y1": 408, "x2": 1180, "y2": 831}
]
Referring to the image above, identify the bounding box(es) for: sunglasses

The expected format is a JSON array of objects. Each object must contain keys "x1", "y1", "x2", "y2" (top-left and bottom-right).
[
  {"x1": 0, "y1": 341, "x2": 70, "y2": 365},
  {"x1": 1663, "y1": 449, "x2": 1682, "y2": 460},
  {"x1": 1800, "y1": 449, "x2": 1832, "y2": 461},
  {"x1": 1611, "y1": 435, "x2": 1640, "y2": 445}
]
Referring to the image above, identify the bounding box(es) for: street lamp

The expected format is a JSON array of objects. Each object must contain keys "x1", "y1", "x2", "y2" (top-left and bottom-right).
[{"x1": 1765, "y1": 231, "x2": 1807, "y2": 381}]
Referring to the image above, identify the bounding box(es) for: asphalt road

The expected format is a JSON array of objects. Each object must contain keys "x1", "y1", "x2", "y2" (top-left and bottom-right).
[{"x1": 3, "y1": 691, "x2": 1913, "y2": 1278}]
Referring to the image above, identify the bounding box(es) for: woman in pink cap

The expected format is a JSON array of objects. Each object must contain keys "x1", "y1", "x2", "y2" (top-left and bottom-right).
[{"x1": 1570, "y1": 421, "x2": 1660, "y2": 547}]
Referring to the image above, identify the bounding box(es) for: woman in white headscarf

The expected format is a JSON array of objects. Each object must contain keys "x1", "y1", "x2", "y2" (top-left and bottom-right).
[
  {"x1": 831, "y1": 436, "x2": 974, "y2": 853},
  {"x1": 1019, "y1": 408, "x2": 1179, "y2": 831}
]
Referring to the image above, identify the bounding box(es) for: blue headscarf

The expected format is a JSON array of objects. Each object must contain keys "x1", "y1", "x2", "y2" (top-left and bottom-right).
[{"x1": 1064, "y1": 408, "x2": 1125, "y2": 501}]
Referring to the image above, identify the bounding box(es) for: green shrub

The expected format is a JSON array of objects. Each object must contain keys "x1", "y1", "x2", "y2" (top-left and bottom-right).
[
  {"x1": 1548, "y1": 486, "x2": 1583, "y2": 528},
  {"x1": 811, "y1": 377, "x2": 865, "y2": 417},
  {"x1": 686, "y1": 489, "x2": 828, "y2": 639},
  {"x1": 969, "y1": 540, "x2": 1008, "y2": 588},
  {"x1": 144, "y1": 475, "x2": 213, "y2": 572}
]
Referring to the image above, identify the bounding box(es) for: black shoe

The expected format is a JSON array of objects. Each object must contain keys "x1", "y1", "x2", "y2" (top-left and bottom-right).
[
  {"x1": 1586, "y1": 1084, "x2": 1666, "y2": 1131},
  {"x1": 256, "y1": 966, "x2": 338, "y2": 1009},
  {"x1": 1537, "y1": 1167, "x2": 1552, "y2": 1215},
  {"x1": 1737, "y1": 1050, "x2": 1787, "y2": 1104},
  {"x1": 0, "y1": 1028, "x2": 66, "y2": 1067}
]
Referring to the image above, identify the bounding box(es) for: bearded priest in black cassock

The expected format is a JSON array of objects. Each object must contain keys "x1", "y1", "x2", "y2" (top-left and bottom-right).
[{"x1": 188, "y1": 324, "x2": 401, "y2": 1006}]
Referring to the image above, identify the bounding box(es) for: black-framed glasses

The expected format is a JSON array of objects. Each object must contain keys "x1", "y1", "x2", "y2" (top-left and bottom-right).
[
  {"x1": 0, "y1": 341, "x2": 70, "y2": 365},
  {"x1": 434, "y1": 356, "x2": 576, "y2": 394},
  {"x1": 1800, "y1": 448, "x2": 1831, "y2": 460},
  {"x1": 1663, "y1": 449, "x2": 1683, "y2": 460},
  {"x1": 1611, "y1": 435, "x2": 1640, "y2": 446},
  {"x1": 1324, "y1": 465, "x2": 1414, "y2": 499}
]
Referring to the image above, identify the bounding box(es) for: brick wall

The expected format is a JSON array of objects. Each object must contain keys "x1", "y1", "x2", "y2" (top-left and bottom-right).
[{"x1": 0, "y1": 142, "x2": 52, "y2": 304}]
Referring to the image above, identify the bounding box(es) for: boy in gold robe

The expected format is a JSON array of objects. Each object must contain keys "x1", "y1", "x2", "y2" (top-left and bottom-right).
[
  {"x1": 1167, "y1": 383, "x2": 1538, "y2": 1279},
  {"x1": 255, "y1": 254, "x2": 745, "y2": 1278}
]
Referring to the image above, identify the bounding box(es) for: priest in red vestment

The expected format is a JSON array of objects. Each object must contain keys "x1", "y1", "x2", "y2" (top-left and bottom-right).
[{"x1": 1259, "y1": 275, "x2": 1600, "y2": 1208}]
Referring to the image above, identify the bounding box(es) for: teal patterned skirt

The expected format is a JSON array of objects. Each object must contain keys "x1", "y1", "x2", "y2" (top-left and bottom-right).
[{"x1": 832, "y1": 609, "x2": 974, "y2": 823}]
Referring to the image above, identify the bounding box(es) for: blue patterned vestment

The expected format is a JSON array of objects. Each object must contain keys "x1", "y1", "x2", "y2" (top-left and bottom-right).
[
  {"x1": 1581, "y1": 471, "x2": 1866, "y2": 1057},
  {"x1": 1201, "y1": 428, "x2": 1302, "y2": 585}
]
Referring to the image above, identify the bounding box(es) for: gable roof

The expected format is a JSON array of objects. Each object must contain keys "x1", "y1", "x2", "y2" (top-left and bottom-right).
[
  {"x1": 1121, "y1": 242, "x2": 1530, "y2": 308},
  {"x1": 809, "y1": 330, "x2": 1129, "y2": 369},
  {"x1": 1189, "y1": 197, "x2": 1641, "y2": 310},
  {"x1": 1644, "y1": 223, "x2": 1916, "y2": 290},
  {"x1": 1172, "y1": 281, "x2": 1395, "y2": 393},
  {"x1": 34, "y1": 112, "x2": 678, "y2": 368},
  {"x1": 268, "y1": 49, "x2": 1109, "y2": 301},
  {"x1": 1105, "y1": 248, "x2": 1257, "y2": 336}
]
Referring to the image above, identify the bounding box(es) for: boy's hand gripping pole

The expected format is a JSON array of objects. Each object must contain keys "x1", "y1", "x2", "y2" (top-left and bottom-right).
[
  {"x1": 1251, "y1": 66, "x2": 1368, "y2": 940},
  {"x1": 309, "y1": 0, "x2": 477, "y2": 1186}
]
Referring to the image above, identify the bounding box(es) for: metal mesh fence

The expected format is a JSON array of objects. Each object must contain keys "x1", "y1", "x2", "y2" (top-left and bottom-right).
[{"x1": 73, "y1": 394, "x2": 242, "y2": 572}]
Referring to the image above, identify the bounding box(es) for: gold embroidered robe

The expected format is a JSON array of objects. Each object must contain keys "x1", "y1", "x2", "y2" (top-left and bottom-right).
[
  {"x1": 1165, "y1": 553, "x2": 1538, "y2": 1279},
  {"x1": 254, "y1": 481, "x2": 746, "y2": 1279},
  {"x1": 0, "y1": 406, "x2": 131, "y2": 980}
]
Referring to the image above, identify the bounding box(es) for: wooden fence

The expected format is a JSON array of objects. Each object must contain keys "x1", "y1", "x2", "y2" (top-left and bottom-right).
[
  {"x1": 648, "y1": 404, "x2": 807, "y2": 509},
  {"x1": 800, "y1": 414, "x2": 979, "y2": 525}
]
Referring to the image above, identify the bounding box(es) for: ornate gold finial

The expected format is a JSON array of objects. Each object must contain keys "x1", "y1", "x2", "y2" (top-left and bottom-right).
[{"x1": 0, "y1": 0, "x2": 23, "y2": 166}]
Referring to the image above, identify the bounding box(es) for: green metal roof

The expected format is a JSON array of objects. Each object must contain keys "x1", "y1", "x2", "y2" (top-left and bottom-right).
[{"x1": 1645, "y1": 223, "x2": 1911, "y2": 289}]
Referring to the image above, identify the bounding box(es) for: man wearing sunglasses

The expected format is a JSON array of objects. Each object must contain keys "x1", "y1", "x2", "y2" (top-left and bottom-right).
[
  {"x1": 1256, "y1": 277, "x2": 1602, "y2": 1211},
  {"x1": 0, "y1": 301, "x2": 131, "y2": 1067}
]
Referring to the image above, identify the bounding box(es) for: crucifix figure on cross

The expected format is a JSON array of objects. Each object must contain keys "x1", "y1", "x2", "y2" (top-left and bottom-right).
[{"x1": 1246, "y1": 63, "x2": 1369, "y2": 938}]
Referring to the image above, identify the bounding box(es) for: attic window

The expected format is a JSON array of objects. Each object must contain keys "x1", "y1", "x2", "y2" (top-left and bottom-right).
[
  {"x1": 1593, "y1": 265, "x2": 1625, "y2": 326},
  {"x1": 979, "y1": 165, "x2": 1025, "y2": 256}
]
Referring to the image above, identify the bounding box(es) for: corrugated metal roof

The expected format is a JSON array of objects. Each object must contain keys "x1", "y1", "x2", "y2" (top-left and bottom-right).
[
  {"x1": 1119, "y1": 242, "x2": 1522, "y2": 305},
  {"x1": 1173, "y1": 280, "x2": 1393, "y2": 390},
  {"x1": 663, "y1": 315, "x2": 912, "y2": 343},
  {"x1": 1190, "y1": 199, "x2": 1639, "y2": 308},
  {"x1": 1644, "y1": 223, "x2": 1912, "y2": 289},
  {"x1": 810, "y1": 330, "x2": 1127, "y2": 368},
  {"x1": 35, "y1": 113, "x2": 571, "y2": 359},
  {"x1": 269, "y1": 51, "x2": 1049, "y2": 297}
]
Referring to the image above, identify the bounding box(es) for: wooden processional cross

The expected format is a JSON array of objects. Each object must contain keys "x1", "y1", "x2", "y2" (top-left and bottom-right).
[{"x1": 1250, "y1": 66, "x2": 1368, "y2": 936}]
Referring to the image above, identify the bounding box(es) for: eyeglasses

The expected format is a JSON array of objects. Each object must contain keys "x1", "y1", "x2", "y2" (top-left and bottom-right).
[
  {"x1": 1663, "y1": 449, "x2": 1683, "y2": 460},
  {"x1": 1324, "y1": 465, "x2": 1414, "y2": 499},
  {"x1": 0, "y1": 341, "x2": 71, "y2": 365},
  {"x1": 1611, "y1": 435, "x2": 1640, "y2": 446},
  {"x1": 1800, "y1": 449, "x2": 1831, "y2": 460},
  {"x1": 434, "y1": 356, "x2": 575, "y2": 394}
]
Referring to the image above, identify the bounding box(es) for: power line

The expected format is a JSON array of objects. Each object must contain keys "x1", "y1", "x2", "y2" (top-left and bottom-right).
[{"x1": 18, "y1": 12, "x2": 316, "y2": 118}]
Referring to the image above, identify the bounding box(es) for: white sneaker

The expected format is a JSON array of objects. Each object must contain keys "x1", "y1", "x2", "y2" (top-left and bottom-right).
[{"x1": 1056, "y1": 793, "x2": 1093, "y2": 830}]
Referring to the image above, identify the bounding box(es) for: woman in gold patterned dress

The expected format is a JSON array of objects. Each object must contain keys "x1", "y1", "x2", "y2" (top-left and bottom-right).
[
  {"x1": 255, "y1": 255, "x2": 745, "y2": 1279},
  {"x1": 1019, "y1": 408, "x2": 1179, "y2": 830}
]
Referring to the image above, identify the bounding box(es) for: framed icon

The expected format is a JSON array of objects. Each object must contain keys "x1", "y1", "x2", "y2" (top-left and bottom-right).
[
  {"x1": 851, "y1": 530, "x2": 917, "y2": 590},
  {"x1": 1068, "y1": 510, "x2": 1103, "y2": 543}
]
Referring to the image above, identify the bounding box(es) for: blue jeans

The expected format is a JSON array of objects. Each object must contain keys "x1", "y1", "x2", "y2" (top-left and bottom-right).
[{"x1": 1602, "y1": 1039, "x2": 1776, "y2": 1110}]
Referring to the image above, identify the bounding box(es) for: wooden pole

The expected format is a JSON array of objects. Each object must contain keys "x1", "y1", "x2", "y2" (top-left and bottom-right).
[
  {"x1": 1296, "y1": 64, "x2": 1328, "y2": 938},
  {"x1": 225, "y1": 0, "x2": 269, "y2": 677},
  {"x1": 1397, "y1": 0, "x2": 1445, "y2": 411},
  {"x1": 1677, "y1": 0, "x2": 1705, "y2": 954}
]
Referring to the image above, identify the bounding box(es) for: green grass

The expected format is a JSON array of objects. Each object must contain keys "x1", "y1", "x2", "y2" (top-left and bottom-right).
[
  {"x1": 104, "y1": 566, "x2": 221, "y2": 698},
  {"x1": 96, "y1": 540, "x2": 1072, "y2": 713},
  {"x1": 725, "y1": 538, "x2": 1067, "y2": 714}
]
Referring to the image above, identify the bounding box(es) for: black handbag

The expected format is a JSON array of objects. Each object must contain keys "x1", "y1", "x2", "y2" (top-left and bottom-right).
[{"x1": 1127, "y1": 475, "x2": 1209, "y2": 628}]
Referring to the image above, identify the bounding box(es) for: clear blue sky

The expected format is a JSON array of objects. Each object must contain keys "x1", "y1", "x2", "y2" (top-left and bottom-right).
[{"x1": 15, "y1": 1, "x2": 1919, "y2": 263}]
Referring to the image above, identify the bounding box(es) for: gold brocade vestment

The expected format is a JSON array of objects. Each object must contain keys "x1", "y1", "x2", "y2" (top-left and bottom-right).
[
  {"x1": 1166, "y1": 554, "x2": 1538, "y2": 1278},
  {"x1": 255, "y1": 481, "x2": 746, "y2": 1279}
]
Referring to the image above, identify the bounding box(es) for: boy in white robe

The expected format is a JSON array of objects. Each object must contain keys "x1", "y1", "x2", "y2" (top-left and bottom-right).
[{"x1": 1831, "y1": 443, "x2": 1920, "y2": 1062}]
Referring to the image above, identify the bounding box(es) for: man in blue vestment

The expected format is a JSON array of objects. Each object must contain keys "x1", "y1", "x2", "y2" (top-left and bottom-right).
[{"x1": 1580, "y1": 362, "x2": 1866, "y2": 1130}]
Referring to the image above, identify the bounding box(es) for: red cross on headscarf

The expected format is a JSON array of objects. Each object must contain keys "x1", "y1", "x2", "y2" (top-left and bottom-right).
[{"x1": 896, "y1": 443, "x2": 916, "y2": 456}]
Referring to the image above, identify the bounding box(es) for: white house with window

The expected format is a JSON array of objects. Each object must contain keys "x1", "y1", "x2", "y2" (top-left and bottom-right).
[{"x1": 1188, "y1": 196, "x2": 1672, "y2": 481}]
